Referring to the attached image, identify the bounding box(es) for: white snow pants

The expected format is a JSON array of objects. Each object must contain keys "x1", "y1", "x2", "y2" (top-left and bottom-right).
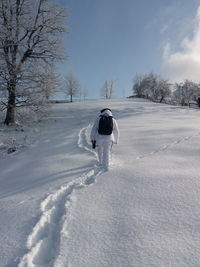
[{"x1": 97, "y1": 139, "x2": 112, "y2": 170}]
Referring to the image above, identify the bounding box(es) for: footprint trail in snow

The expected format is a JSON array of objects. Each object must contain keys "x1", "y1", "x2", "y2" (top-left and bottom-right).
[
  {"x1": 18, "y1": 125, "x2": 102, "y2": 267},
  {"x1": 136, "y1": 131, "x2": 200, "y2": 160}
]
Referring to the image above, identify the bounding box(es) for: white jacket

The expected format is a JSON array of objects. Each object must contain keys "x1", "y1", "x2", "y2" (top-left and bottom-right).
[{"x1": 90, "y1": 110, "x2": 120, "y2": 144}]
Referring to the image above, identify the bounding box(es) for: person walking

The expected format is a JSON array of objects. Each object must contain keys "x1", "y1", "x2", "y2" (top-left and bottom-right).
[{"x1": 90, "y1": 108, "x2": 119, "y2": 171}]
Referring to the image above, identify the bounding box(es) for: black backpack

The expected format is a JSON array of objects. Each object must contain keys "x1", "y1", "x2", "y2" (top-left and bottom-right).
[{"x1": 98, "y1": 115, "x2": 113, "y2": 135}]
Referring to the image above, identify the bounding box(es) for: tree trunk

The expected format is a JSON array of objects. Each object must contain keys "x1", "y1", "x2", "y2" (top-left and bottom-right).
[
  {"x1": 4, "y1": 89, "x2": 16, "y2": 125},
  {"x1": 70, "y1": 94, "x2": 73, "y2": 102}
]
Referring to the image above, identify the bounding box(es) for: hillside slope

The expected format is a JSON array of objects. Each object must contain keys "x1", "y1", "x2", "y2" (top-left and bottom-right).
[{"x1": 1, "y1": 99, "x2": 200, "y2": 266}]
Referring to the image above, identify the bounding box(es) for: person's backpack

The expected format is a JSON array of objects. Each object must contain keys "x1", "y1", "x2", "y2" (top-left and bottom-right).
[{"x1": 98, "y1": 115, "x2": 113, "y2": 135}]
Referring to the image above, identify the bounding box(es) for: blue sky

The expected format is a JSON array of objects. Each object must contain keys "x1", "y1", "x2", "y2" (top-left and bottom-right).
[{"x1": 56, "y1": 0, "x2": 200, "y2": 99}]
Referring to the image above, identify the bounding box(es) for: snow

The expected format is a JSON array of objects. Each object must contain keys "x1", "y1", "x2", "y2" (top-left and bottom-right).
[{"x1": 1, "y1": 99, "x2": 200, "y2": 266}]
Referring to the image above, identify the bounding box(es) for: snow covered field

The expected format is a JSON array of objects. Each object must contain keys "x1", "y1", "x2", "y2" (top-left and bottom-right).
[{"x1": 1, "y1": 98, "x2": 200, "y2": 266}]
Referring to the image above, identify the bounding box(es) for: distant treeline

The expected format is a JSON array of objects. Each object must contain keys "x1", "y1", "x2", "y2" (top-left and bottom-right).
[{"x1": 131, "y1": 73, "x2": 200, "y2": 106}]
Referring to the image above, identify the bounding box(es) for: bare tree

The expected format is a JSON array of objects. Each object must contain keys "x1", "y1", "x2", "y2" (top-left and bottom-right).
[
  {"x1": 101, "y1": 79, "x2": 115, "y2": 99},
  {"x1": 40, "y1": 68, "x2": 60, "y2": 101},
  {"x1": 101, "y1": 80, "x2": 109, "y2": 99},
  {"x1": 82, "y1": 86, "x2": 88, "y2": 101},
  {"x1": 0, "y1": 0, "x2": 67, "y2": 125},
  {"x1": 78, "y1": 85, "x2": 88, "y2": 101},
  {"x1": 109, "y1": 80, "x2": 115, "y2": 99},
  {"x1": 63, "y1": 72, "x2": 80, "y2": 102}
]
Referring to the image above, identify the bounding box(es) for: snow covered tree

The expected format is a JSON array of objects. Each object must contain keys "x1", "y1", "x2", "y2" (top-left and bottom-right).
[
  {"x1": 132, "y1": 73, "x2": 158, "y2": 100},
  {"x1": 173, "y1": 80, "x2": 200, "y2": 106},
  {"x1": 132, "y1": 73, "x2": 171, "y2": 103},
  {"x1": 15, "y1": 65, "x2": 59, "y2": 103},
  {"x1": 0, "y1": 0, "x2": 67, "y2": 124},
  {"x1": 157, "y1": 79, "x2": 171, "y2": 103},
  {"x1": 143, "y1": 73, "x2": 158, "y2": 100},
  {"x1": 132, "y1": 74, "x2": 145, "y2": 98},
  {"x1": 64, "y1": 72, "x2": 80, "y2": 102}
]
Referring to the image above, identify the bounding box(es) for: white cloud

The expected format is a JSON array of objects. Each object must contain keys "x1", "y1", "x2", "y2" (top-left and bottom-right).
[{"x1": 162, "y1": 6, "x2": 200, "y2": 83}]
